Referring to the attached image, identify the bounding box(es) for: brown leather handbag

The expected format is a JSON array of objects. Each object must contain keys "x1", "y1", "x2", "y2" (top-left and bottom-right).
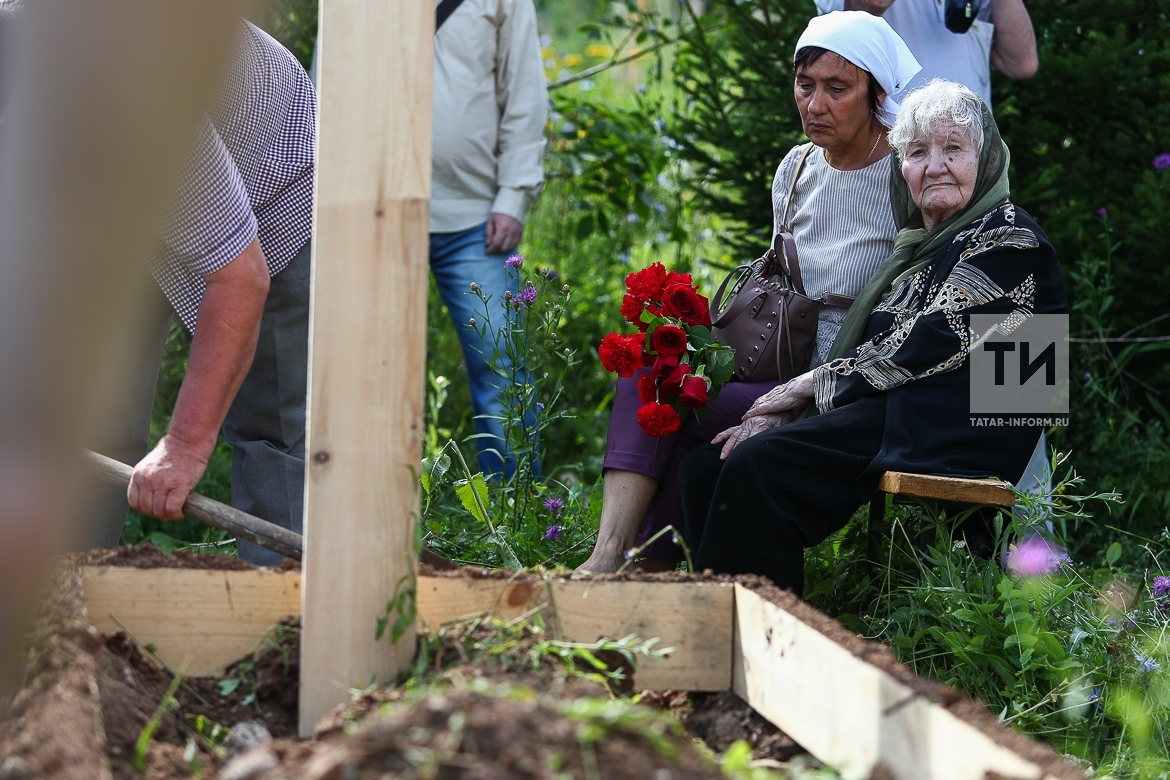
[{"x1": 711, "y1": 145, "x2": 854, "y2": 383}]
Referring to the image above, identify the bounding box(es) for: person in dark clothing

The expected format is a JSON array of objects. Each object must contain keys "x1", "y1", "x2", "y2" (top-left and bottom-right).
[{"x1": 680, "y1": 79, "x2": 1067, "y2": 595}]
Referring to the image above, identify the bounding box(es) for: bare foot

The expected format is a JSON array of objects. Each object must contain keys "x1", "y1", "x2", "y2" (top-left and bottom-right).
[{"x1": 574, "y1": 547, "x2": 627, "y2": 576}]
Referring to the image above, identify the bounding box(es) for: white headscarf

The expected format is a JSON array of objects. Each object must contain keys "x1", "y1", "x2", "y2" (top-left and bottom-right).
[{"x1": 794, "y1": 11, "x2": 921, "y2": 128}]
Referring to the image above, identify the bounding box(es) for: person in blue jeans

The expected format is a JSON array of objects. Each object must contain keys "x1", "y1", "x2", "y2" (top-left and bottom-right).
[
  {"x1": 429, "y1": 0, "x2": 549, "y2": 477},
  {"x1": 430, "y1": 222, "x2": 523, "y2": 476}
]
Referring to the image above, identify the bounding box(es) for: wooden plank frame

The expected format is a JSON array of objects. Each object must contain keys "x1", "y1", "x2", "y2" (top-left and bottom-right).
[{"x1": 79, "y1": 566, "x2": 1083, "y2": 780}]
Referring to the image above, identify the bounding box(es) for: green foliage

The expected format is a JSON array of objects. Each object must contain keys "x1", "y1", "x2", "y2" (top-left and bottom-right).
[
  {"x1": 669, "y1": 0, "x2": 817, "y2": 254},
  {"x1": 256, "y1": 0, "x2": 317, "y2": 69},
  {"x1": 803, "y1": 460, "x2": 1170, "y2": 777},
  {"x1": 376, "y1": 574, "x2": 419, "y2": 645},
  {"x1": 997, "y1": 0, "x2": 1170, "y2": 349},
  {"x1": 421, "y1": 265, "x2": 600, "y2": 570},
  {"x1": 1051, "y1": 219, "x2": 1170, "y2": 557}
]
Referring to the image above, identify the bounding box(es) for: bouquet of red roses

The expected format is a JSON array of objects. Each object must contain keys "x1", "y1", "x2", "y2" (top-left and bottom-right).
[{"x1": 599, "y1": 263, "x2": 735, "y2": 436}]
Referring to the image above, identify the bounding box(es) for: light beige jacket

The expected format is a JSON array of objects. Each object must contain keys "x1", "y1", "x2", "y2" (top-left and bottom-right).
[{"x1": 431, "y1": 0, "x2": 548, "y2": 233}]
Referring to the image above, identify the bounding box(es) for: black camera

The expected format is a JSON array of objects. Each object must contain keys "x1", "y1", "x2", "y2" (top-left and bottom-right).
[{"x1": 944, "y1": 0, "x2": 984, "y2": 33}]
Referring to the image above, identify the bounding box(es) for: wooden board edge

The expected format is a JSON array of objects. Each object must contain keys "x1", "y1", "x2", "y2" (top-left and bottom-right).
[
  {"x1": 77, "y1": 568, "x2": 734, "y2": 692},
  {"x1": 732, "y1": 584, "x2": 1081, "y2": 780},
  {"x1": 879, "y1": 471, "x2": 1016, "y2": 507}
]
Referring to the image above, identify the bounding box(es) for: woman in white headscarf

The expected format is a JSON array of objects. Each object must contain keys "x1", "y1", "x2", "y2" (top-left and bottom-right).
[{"x1": 576, "y1": 12, "x2": 920, "y2": 574}]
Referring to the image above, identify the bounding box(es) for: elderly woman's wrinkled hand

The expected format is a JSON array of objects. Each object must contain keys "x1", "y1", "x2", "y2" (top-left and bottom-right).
[
  {"x1": 712, "y1": 412, "x2": 795, "y2": 460},
  {"x1": 743, "y1": 371, "x2": 815, "y2": 419}
]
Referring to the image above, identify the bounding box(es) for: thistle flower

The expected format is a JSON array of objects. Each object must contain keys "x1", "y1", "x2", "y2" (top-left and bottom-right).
[
  {"x1": 1005, "y1": 534, "x2": 1071, "y2": 577},
  {"x1": 518, "y1": 282, "x2": 538, "y2": 307},
  {"x1": 543, "y1": 497, "x2": 564, "y2": 516},
  {"x1": 505, "y1": 254, "x2": 524, "y2": 269},
  {"x1": 544, "y1": 525, "x2": 562, "y2": 541},
  {"x1": 1152, "y1": 575, "x2": 1170, "y2": 611},
  {"x1": 1153, "y1": 576, "x2": 1170, "y2": 599},
  {"x1": 1096, "y1": 207, "x2": 1108, "y2": 218},
  {"x1": 1154, "y1": 153, "x2": 1170, "y2": 170}
]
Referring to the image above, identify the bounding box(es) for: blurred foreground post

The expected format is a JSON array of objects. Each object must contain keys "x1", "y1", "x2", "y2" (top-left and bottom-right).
[
  {"x1": 0, "y1": 0, "x2": 245, "y2": 698},
  {"x1": 298, "y1": 0, "x2": 432, "y2": 734}
]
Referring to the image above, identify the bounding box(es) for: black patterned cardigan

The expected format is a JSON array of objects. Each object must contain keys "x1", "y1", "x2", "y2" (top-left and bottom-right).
[{"x1": 811, "y1": 203, "x2": 1068, "y2": 484}]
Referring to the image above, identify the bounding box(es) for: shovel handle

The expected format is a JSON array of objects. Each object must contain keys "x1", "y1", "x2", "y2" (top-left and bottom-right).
[{"x1": 85, "y1": 450, "x2": 303, "y2": 560}]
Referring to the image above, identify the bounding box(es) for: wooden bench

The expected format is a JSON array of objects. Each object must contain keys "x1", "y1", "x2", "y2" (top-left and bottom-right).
[{"x1": 866, "y1": 471, "x2": 1016, "y2": 580}]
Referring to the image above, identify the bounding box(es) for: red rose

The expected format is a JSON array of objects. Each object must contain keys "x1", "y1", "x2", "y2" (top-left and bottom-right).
[
  {"x1": 650, "y1": 353, "x2": 680, "y2": 375},
  {"x1": 637, "y1": 401, "x2": 681, "y2": 437},
  {"x1": 649, "y1": 324, "x2": 688, "y2": 356},
  {"x1": 637, "y1": 373, "x2": 658, "y2": 403},
  {"x1": 678, "y1": 375, "x2": 710, "y2": 409},
  {"x1": 659, "y1": 283, "x2": 711, "y2": 328},
  {"x1": 626, "y1": 263, "x2": 668, "y2": 303},
  {"x1": 658, "y1": 362, "x2": 689, "y2": 396},
  {"x1": 599, "y1": 332, "x2": 644, "y2": 378},
  {"x1": 620, "y1": 294, "x2": 646, "y2": 330}
]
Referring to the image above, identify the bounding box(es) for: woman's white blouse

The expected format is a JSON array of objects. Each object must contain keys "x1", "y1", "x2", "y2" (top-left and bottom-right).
[{"x1": 771, "y1": 143, "x2": 898, "y2": 366}]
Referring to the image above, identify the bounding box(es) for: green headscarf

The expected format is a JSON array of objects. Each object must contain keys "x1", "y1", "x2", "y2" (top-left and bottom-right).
[{"x1": 825, "y1": 102, "x2": 1011, "y2": 362}]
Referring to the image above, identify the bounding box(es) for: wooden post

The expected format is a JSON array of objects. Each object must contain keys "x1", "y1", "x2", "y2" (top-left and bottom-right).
[{"x1": 299, "y1": 0, "x2": 432, "y2": 735}]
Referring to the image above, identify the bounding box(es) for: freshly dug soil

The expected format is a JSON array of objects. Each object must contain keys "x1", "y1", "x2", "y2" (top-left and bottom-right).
[
  {"x1": 76, "y1": 545, "x2": 299, "y2": 572},
  {"x1": 257, "y1": 687, "x2": 726, "y2": 780},
  {"x1": 640, "y1": 690, "x2": 803, "y2": 764},
  {"x1": 0, "y1": 563, "x2": 110, "y2": 780},
  {"x1": 97, "y1": 619, "x2": 300, "y2": 779}
]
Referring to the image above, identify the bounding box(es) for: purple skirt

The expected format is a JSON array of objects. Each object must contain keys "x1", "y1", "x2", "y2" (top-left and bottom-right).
[{"x1": 603, "y1": 370, "x2": 781, "y2": 561}]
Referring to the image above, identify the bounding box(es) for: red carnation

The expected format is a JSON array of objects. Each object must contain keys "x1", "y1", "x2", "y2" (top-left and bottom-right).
[
  {"x1": 599, "y1": 332, "x2": 644, "y2": 378},
  {"x1": 649, "y1": 324, "x2": 688, "y2": 356},
  {"x1": 620, "y1": 294, "x2": 646, "y2": 329},
  {"x1": 637, "y1": 373, "x2": 658, "y2": 404},
  {"x1": 637, "y1": 401, "x2": 681, "y2": 437},
  {"x1": 659, "y1": 283, "x2": 712, "y2": 328},
  {"x1": 678, "y1": 375, "x2": 710, "y2": 409},
  {"x1": 626, "y1": 263, "x2": 669, "y2": 303},
  {"x1": 665, "y1": 270, "x2": 694, "y2": 288}
]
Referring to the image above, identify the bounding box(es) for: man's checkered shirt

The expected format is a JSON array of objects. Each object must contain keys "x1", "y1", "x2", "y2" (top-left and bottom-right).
[{"x1": 154, "y1": 21, "x2": 315, "y2": 332}]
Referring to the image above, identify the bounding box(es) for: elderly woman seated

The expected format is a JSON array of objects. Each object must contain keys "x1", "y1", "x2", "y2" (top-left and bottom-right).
[{"x1": 678, "y1": 79, "x2": 1067, "y2": 595}]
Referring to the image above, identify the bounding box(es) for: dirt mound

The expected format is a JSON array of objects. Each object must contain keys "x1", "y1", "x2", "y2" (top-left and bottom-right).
[{"x1": 253, "y1": 687, "x2": 725, "y2": 780}]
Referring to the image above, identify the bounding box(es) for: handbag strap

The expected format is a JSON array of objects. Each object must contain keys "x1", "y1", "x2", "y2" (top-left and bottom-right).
[
  {"x1": 712, "y1": 285, "x2": 766, "y2": 329},
  {"x1": 777, "y1": 144, "x2": 816, "y2": 232},
  {"x1": 775, "y1": 145, "x2": 816, "y2": 297}
]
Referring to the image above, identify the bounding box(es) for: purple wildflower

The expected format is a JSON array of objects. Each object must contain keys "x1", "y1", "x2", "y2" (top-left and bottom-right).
[
  {"x1": 1153, "y1": 575, "x2": 1170, "y2": 612},
  {"x1": 535, "y1": 402, "x2": 546, "y2": 413},
  {"x1": 543, "y1": 497, "x2": 565, "y2": 517},
  {"x1": 544, "y1": 525, "x2": 562, "y2": 541},
  {"x1": 505, "y1": 254, "x2": 525, "y2": 269},
  {"x1": 517, "y1": 282, "x2": 538, "y2": 307},
  {"x1": 1005, "y1": 534, "x2": 1071, "y2": 577},
  {"x1": 1096, "y1": 207, "x2": 1108, "y2": 218},
  {"x1": 1154, "y1": 153, "x2": 1170, "y2": 170},
  {"x1": 1153, "y1": 576, "x2": 1170, "y2": 599},
  {"x1": 1083, "y1": 371, "x2": 1093, "y2": 382}
]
